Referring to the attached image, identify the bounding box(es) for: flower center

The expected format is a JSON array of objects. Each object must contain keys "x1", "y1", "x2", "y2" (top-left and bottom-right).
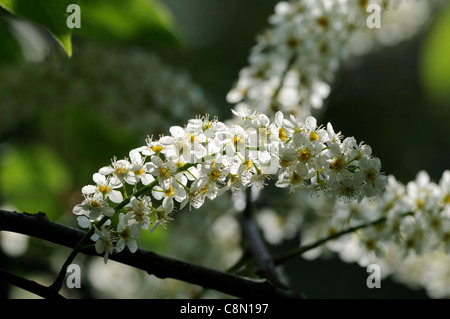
[
  {"x1": 298, "y1": 148, "x2": 311, "y2": 162},
  {"x1": 121, "y1": 228, "x2": 130, "y2": 240},
  {"x1": 444, "y1": 194, "x2": 450, "y2": 205},
  {"x1": 416, "y1": 199, "x2": 425, "y2": 209},
  {"x1": 165, "y1": 185, "x2": 174, "y2": 197},
  {"x1": 279, "y1": 128, "x2": 287, "y2": 141},
  {"x1": 151, "y1": 145, "x2": 164, "y2": 154},
  {"x1": 330, "y1": 158, "x2": 345, "y2": 171},
  {"x1": 98, "y1": 185, "x2": 111, "y2": 194},
  {"x1": 289, "y1": 171, "x2": 303, "y2": 184},
  {"x1": 309, "y1": 131, "x2": 319, "y2": 141},
  {"x1": 115, "y1": 167, "x2": 128, "y2": 176},
  {"x1": 160, "y1": 167, "x2": 170, "y2": 178},
  {"x1": 317, "y1": 16, "x2": 329, "y2": 28},
  {"x1": 135, "y1": 168, "x2": 145, "y2": 176},
  {"x1": 210, "y1": 169, "x2": 220, "y2": 180},
  {"x1": 365, "y1": 169, "x2": 377, "y2": 181},
  {"x1": 91, "y1": 200, "x2": 101, "y2": 208}
]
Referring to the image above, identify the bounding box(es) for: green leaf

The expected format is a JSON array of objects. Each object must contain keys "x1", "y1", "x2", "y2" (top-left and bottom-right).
[
  {"x1": 0, "y1": 15, "x2": 23, "y2": 63},
  {"x1": 0, "y1": 0, "x2": 75, "y2": 56},
  {"x1": 420, "y1": 3, "x2": 450, "y2": 104},
  {"x1": 75, "y1": 0, "x2": 179, "y2": 48}
]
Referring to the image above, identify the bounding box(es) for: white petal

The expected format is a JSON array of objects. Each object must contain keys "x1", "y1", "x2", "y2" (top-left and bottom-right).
[
  {"x1": 151, "y1": 156, "x2": 164, "y2": 167},
  {"x1": 162, "y1": 197, "x2": 174, "y2": 213},
  {"x1": 127, "y1": 239, "x2": 138, "y2": 253},
  {"x1": 275, "y1": 111, "x2": 284, "y2": 126},
  {"x1": 115, "y1": 239, "x2": 125, "y2": 253},
  {"x1": 151, "y1": 187, "x2": 164, "y2": 200},
  {"x1": 102, "y1": 206, "x2": 116, "y2": 217},
  {"x1": 110, "y1": 176, "x2": 122, "y2": 187},
  {"x1": 77, "y1": 216, "x2": 91, "y2": 228},
  {"x1": 141, "y1": 174, "x2": 155, "y2": 185},
  {"x1": 296, "y1": 162, "x2": 309, "y2": 177},
  {"x1": 109, "y1": 190, "x2": 123, "y2": 203},
  {"x1": 130, "y1": 224, "x2": 141, "y2": 238},
  {"x1": 151, "y1": 222, "x2": 160, "y2": 234},
  {"x1": 305, "y1": 116, "x2": 317, "y2": 130},
  {"x1": 95, "y1": 240, "x2": 105, "y2": 254},
  {"x1": 169, "y1": 126, "x2": 185, "y2": 138},
  {"x1": 73, "y1": 204, "x2": 86, "y2": 215},
  {"x1": 93, "y1": 173, "x2": 106, "y2": 185},
  {"x1": 129, "y1": 149, "x2": 142, "y2": 164},
  {"x1": 99, "y1": 166, "x2": 114, "y2": 175},
  {"x1": 159, "y1": 136, "x2": 175, "y2": 145},
  {"x1": 81, "y1": 185, "x2": 97, "y2": 195}
]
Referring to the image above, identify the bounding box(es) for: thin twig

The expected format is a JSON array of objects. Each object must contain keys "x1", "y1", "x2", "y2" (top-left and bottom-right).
[{"x1": 273, "y1": 211, "x2": 414, "y2": 265}]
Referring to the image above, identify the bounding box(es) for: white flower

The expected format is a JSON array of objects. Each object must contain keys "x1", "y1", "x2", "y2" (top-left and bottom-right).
[
  {"x1": 406, "y1": 171, "x2": 440, "y2": 212},
  {"x1": 99, "y1": 157, "x2": 135, "y2": 185},
  {"x1": 73, "y1": 193, "x2": 115, "y2": 221},
  {"x1": 115, "y1": 213, "x2": 141, "y2": 253},
  {"x1": 128, "y1": 149, "x2": 154, "y2": 185},
  {"x1": 357, "y1": 155, "x2": 387, "y2": 197},
  {"x1": 92, "y1": 227, "x2": 116, "y2": 264},
  {"x1": 151, "y1": 197, "x2": 174, "y2": 234},
  {"x1": 141, "y1": 136, "x2": 165, "y2": 157},
  {"x1": 151, "y1": 177, "x2": 187, "y2": 205},
  {"x1": 146, "y1": 156, "x2": 178, "y2": 187},
  {"x1": 127, "y1": 196, "x2": 152, "y2": 230},
  {"x1": 81, "y1": 173, "x2": 123, "y2": 203},
  {"x1": 328, "y1": 170, "x2": 365, "y2": 203}
]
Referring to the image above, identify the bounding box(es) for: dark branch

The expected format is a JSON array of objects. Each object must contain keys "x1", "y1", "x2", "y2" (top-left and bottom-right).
[
  {"x1": 0, "y1": 268, "x2": 65, "y2": 299},
  {"x1": 0, "y1": 210, "x2": 300, "y2": 299}
]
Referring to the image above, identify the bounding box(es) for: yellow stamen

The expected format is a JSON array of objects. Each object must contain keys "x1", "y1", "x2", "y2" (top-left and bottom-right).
[
  {"x1": 116, "y1": 167, "x2": 127, "y2": 176},
  {"x1": 279, "y1": 128, "x2": 287, "y2": 141},
  {"x1": 298, "y1": 149, "x2": 311, "y2": 162},
  {"x1": 309, "y1": 131, "x2": 319, "y2": 141},
  {"x1": 160, "y1": 167, "x2": 170, "y2": 178},
  {"x1": 151, "y1": 145, "x2": 164, "y2": 154},
  {"x1": 165, "y1": 185, "x2": 174, "y2": 197},
  {"x1": 98, "y1": 185, "x2": 111, "y2": 194},
  {"x1": 330, "y1": 158, "x2": 345, "y2": 171}
]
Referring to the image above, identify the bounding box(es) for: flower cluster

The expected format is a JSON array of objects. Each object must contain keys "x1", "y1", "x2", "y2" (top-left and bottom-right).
[
  {"x1": 296, "y1": 170, "x2": 450, "y2": 296},
  {"x1": 72, "y1": 109, "x2": 386, "y2": 262},
  {"x1": 227, "y1": 0, "x2": 435, "y2": 119}
]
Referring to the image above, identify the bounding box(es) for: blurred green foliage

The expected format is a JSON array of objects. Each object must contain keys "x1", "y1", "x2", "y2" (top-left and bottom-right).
[
  {"x1": 0, "y1": 16, "x2": 21, "y2": 62},
  {"x1": 75, "y1": 0, "x2": 179, "y2": 49},
  {"x1": 0, "y1": 0, "x2": 179, "y2": 60},
  {"x1": 0, "y1": 143, "x2": 71, "y2": 220},
  {"x1": 420, "y1": 2, "x2": 450, "y2": 105}
]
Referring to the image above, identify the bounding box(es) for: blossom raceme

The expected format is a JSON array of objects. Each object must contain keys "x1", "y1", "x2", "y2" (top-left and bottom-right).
[
  {"x1": 227, "y1": 0, "x2": 438, "y2": 120},
  {"x1": 291, "y1": 169, "x2": 450, "y2": 298},
  {"x1": 72, "y1": 109, "x2": 387, "y2": 261}
]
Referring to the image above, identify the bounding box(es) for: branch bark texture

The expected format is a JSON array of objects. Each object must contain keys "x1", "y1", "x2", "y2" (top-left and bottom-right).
[{"x1": 0, "y1": 210, "x2": 300, "y2": 299}]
